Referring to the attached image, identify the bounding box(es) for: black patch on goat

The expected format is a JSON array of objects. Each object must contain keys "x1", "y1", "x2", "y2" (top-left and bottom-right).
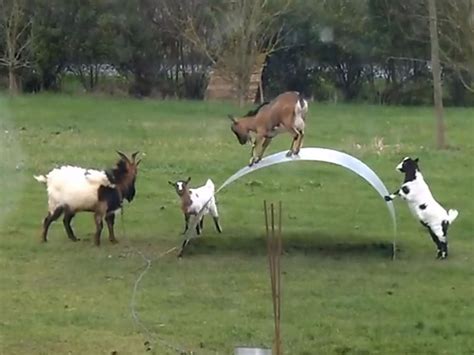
[
  {"x1": 419, "y1": 203, "x2": 427, "y2": 210},
  {"x1": 243, "y1": 101, "x2": 269, "y2": 117},
  {"x1": 105, "y1": 169, "x2": 116, "y2": 184},
  {"x1": 98, "y1": 186, "x2": 122, "y2": 213},
  {"x1": 399, "y1": 158, "x2": 420, "y2": 182},
  {"x1": 442, "y1": 220, "x2": 449, "y2": 236},
  {"x1": 401, "y1": 186, "x2": 410, "y2": 194}
]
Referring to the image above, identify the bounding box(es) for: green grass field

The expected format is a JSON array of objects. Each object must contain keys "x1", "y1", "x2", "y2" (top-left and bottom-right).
[{"x1": 0, "y1": 94, "x2": 473, "y2": 354}]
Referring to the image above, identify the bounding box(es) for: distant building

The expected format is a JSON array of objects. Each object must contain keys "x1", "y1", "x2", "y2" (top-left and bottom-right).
[{"x1": 205, "y1": 54, "x2": 266, "y2": 103}]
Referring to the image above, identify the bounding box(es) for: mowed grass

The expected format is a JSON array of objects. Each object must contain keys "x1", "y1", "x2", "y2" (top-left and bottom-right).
[{"x1": 0, "y1": 94, "x2": 473, "y2": 355}]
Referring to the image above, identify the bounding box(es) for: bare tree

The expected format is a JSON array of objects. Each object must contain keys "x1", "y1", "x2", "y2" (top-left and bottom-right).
[
  {"x1": 0, "y1": 0, "x2": 33, "y2": 94},
  {"x1": 385, "y1": 0, "x2": 473, "y2": 148},
  {"x1": 162, "y1": 0, "x2": 290, "y2": 106},
  {"x1": 428, "y1": 0, "x2": 445, "y2": 149},
  {"x1": 438, "y1": 0, "x2": 474, "y2": 92}
]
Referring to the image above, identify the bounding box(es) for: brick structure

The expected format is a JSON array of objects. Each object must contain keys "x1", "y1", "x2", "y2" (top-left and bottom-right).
[{"x1": 205, "y1": 54, "x2": 266, "y2": 103}]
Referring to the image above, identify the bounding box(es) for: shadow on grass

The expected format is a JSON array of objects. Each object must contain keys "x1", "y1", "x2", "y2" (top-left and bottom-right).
[{"x1": 181, "y1": 228, "x2": 396, "y2": 259}]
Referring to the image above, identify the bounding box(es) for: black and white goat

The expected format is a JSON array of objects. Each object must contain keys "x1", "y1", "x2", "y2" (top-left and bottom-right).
[
  {"x1": 34, "y1": 151, "x2": 141, "y2": 245},
  {"x1": 168, "y1": 177, "x2": 222, "y2": 256},
  {"x1": 384, "y1": 157, "x2": 458, "y2": 259}
]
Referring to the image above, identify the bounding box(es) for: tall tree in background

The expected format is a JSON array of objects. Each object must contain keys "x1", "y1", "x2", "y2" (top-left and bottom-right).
[
  {"x1": 428, "y1": 0, "x2": 445, "y2": 149},
  {"x1": 0, "y1": 0, "x2": 33, "y2": 94}
]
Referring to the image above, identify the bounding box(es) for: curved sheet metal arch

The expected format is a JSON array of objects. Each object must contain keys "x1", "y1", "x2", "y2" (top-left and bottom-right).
[{"x1": 185, "y1": 147, "x2": 397, "y2": 257}]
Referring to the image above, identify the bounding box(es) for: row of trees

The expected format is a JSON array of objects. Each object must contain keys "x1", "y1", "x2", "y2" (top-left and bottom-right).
[{"x1": 0, "y1": 0, "x2": 473, "y2": 106}]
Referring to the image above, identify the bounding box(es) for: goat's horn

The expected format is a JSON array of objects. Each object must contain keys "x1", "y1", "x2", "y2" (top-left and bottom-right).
[
  {"x1": 116, "y1": 150, "x2": 130, "y2": 162},
  {"x1": 227, "y1": 114, "x2": 237, "y2": 123}
]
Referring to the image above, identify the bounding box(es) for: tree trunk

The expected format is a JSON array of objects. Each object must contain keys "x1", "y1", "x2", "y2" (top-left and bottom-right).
[
  {"x1": 8, "y1": 67, "x2": 19, "y2": 95},
  {"x1": 428, "y1": 0, "x2": 446, "y2": 149}
]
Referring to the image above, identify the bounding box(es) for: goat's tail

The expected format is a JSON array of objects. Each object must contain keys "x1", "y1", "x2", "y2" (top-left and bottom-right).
[
  {"x1": 295, "y1": 94, "x2": 308, "y2": 117},
  {"x1": 34, "y1": 175, "x2": 47, "y2": 183},
  {"x1": 447, "y1": 209, "x2": 459, "y2": 224}
]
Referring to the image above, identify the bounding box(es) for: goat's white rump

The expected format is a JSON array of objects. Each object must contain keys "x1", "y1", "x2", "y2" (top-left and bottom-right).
[
  {"x1": 183, "y1": 147, "x2": 397, "y2": 257},
  {"x1": 35, "y1": 166, "x2": 113, "y2": 213},
  {"x1": 188, "y1": 179, "x2": 219, "y2": 218}
]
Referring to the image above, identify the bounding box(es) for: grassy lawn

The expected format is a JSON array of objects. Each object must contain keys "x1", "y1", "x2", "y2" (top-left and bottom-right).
[{"x1": 0, "y1": 94, "x2": 473, "y2": 354}]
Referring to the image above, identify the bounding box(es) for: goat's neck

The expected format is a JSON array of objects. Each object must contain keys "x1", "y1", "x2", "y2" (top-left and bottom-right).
[
  {"x1": 180, "y1": 189, "x2": 193, "y2": 212},
  {"x1": 403, "y1": 169, "x2": 419, "y2": 183},
  {"x1": 241, "y1": 116, "x2": 259, "y2": 132}
]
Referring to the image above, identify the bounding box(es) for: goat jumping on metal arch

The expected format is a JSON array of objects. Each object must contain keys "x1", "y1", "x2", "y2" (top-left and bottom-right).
[{"x1": 227, "y1": 91, "x2": 309, "y2": 166}]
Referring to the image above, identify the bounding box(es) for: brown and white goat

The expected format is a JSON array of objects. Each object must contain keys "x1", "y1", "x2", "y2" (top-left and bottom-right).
[
  {"x1": 228, "y1": 91, "x2": 309, "y2": 166},
  {"x1": 168, "y1": 177, "x2": 222, "y2": 256},
  {"x1": 34, "y1": 151, "x2": 141, "y2": 246}
]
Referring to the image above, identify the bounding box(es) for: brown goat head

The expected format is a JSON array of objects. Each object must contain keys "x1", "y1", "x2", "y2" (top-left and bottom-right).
[
  {"x1": 228, "y1": 115, "x2": 251, "y2": 145},
  {"x1": 109, "y1": 151, "x2": 141, "y2": 202}
]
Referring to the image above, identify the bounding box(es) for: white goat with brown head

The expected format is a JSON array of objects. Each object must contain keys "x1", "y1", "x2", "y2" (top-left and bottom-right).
[
  {"x1": 168, "y1": 177, "x2": 222, "y2": 257},
  {"x1": 228, "y1": 91, "x2": 309, "y2": 166},
  {"x1": 34, "y1": 151, "x2": 141, "y2": 246}
]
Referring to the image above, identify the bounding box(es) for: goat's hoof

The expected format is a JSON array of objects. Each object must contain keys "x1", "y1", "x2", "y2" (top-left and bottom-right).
[
  {"x1": 286, "y1": 150, "x2": 293, "y2": 157},
  {"x1": 109, "y1": 239, "x2": 119, "y2": 244}
]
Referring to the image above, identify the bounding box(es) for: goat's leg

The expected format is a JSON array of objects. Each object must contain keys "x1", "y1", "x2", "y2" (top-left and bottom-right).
[
  {"x1": 384, "y1": 189, "x2": 400, "y2": 202},
  {"x1": 293, "y1": 130, "x2": 304, "y2": 155},
  {"x1": 427, "y1": 228, "x2": 442, "y2": 258},
  {"x1": 213, "y1": 217, "x2": 223, "y2": 233},
  {"x1": 286, "y1": 129, "x2": 300, "y2": 157},
  {"x1": 183, "y1": 214, "x2": 190, "y2": 234},
  {"x1": 434, "y1": 222, "x2": 449, "y2": 259},
  {"x1": 195, "y1": 219, "x2": 201, "y2": 235},
  {"x1": 41, "y1": 206, "x2": 64, "y2": 242},
  {"x1": 200, "y1": 217, "x2": 204, "y2": 231},
  {"x1": 105, "y1": 213, "x2": 118, "y2": 244},
  {"x1": 249, "y1": 136, "x2": 265, "y2": 166},
  {"x1": 178, "y1": 238, "x2": 190, "y2": 258},
  {"x1": 63, "y1": 209, "x2": 79, "y2": 242},
  {"x1": 93, "y1": 213, "x2": 104, "y2": 246},
  {"x1": 258, "y1": 137, "x2": 272, "y2": 161}
]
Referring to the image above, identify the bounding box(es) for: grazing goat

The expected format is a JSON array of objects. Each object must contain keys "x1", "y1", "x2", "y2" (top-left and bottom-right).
[
  {"x1": 228, "y1": 91, "x2": 309, "y2": 166},
  {"x1": 384, "y1": 157, "x2": 458, "y2": 259},
  {"x1": 168, "y1": 177, "x2": 222, "y2": 256},
  {"x1": 34, "y1": 151, "x2": 141, "y2": 246}
]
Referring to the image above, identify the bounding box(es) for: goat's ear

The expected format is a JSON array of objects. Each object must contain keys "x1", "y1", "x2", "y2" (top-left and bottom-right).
[
  {"x1": 116, "y1": 150, "x2": 130, "y2": 163},
  {"x1": 168, "y1": 181, "x2": 175, "y2": 186},
  {"x1": 131, "y1": 151, "x2": 140, "y2": 161},
  {"x1": 227, "y1": 114, "x2": 237, "y2": 124},
  {"x1": 185, "y1": 176, "x2": 191, "y2": 184},
  {"x1": 414, "y1": 157, "x2": 419, "y2": 163}
]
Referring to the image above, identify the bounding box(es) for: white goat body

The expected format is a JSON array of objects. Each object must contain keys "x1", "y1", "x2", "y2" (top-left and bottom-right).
[
  {"x1": 35, "y1": 165, "x2": 114, "y2": 214},
  {"x1": 396, "y1": 172, "x2": 458, "y2": 236},
  {"x1": 186, "y1": 179, "x2": 219, "y2": 218}
]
